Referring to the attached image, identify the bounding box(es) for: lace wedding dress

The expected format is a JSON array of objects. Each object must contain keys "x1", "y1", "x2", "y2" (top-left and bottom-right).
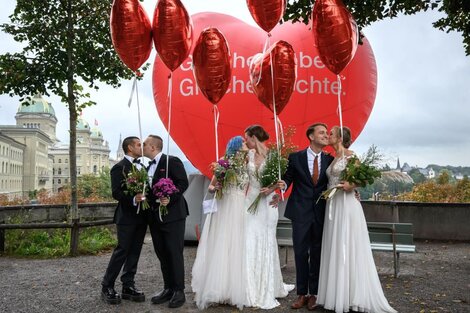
[
  {"x1": 191, "y1": 167, "x2": 249, "y2": 310},
  {"x1": 243, "y1": 150, "x2": 294, "y2": 309},
  {"x1": 317, "y1": 155, "x2": 397, "y2": 313}
]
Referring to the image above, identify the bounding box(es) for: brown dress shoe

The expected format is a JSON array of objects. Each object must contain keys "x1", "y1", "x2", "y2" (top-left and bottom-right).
[
  {"x1": 291, "y1": 295, "x2": 309, "y2": 309},
  {"x1": 307, "y1": 295, "x2": 318, "y2": 310}
]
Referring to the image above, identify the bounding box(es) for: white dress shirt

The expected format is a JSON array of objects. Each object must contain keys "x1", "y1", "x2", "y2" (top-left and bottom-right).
[
  {"x1": 147, "y1": 152, "x2": 163, "y2": 185},
  {"x1": 307, "y1": 147, "x2": 322, "y2": 176}
]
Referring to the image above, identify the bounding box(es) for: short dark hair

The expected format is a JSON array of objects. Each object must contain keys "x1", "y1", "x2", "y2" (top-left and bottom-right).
[
  {"x1": 245, "y1": 125, "x2": 269, "y2": 142},
  {"x1": 122, "y1": 136, "x2": 139, "y2": 153},
  {"x1": 148, "y1": 135, "x2": 163, "y2": 150},
  {"x1": 306, "y1": 123, "x2": 327, "y2": 139}
]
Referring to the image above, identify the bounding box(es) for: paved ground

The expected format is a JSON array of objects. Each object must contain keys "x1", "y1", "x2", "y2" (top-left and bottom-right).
[{"x1": 0, "y1": 236, "x2": 469, "y2": 313}]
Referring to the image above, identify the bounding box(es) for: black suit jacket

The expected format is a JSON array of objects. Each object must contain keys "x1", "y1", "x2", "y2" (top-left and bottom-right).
[
  {"x1": 148, "y1": 154, "x2": 189, "y2": 224},
  {"x1": 110, "y1": 158, "x2": 146, "y2": 225},
  {"x1": 283, "y1": 149, "x2": 334, "y2": 223}
]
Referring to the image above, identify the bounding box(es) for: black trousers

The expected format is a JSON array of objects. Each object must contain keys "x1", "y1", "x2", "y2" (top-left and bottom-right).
[
  {"x1": 148, "y1": 218, "x2": 186, "y2": 291},
  {"x1": 102, "y1": 223, "x2": 147, "y2": 288},
  {"x1": 292, "y1": 220, "x2": 323, "y2": 295}
]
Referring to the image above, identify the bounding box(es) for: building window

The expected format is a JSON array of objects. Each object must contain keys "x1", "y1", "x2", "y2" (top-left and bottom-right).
[
  {"x1": 58, "y1": 168, "x2": 62, "y2": 175},
  {"x1": 58, "y1": 179, "x2": 61, "y2": 184},
  {"x1": 65, "y1": 159, "x2": 68, "y2": 163},
  {"x1": 77, "y1": 167, "x2": 81, "y2": 175},
  {"x1": 58, "y1": 159, "x2": 62, "y2": 163},
  {"x1": 65, "y1": 178, "x2": 68, "y2": 184},
  {"x1": 93, "y1": 165, "x2": 97, "y2": 174}
]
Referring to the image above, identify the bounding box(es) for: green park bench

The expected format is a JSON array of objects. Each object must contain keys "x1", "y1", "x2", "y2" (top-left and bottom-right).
[
  {"x1": 276, "y1": 220, "x2": 415, "y2": 277},
  {"x1": 367, "y1": 222, "x2": 416, "y2": 278}
]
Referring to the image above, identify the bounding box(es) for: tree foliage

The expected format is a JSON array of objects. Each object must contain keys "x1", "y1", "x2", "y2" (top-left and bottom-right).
[
  {"x1": 0, "y1": 0, "x2": 134, "y2": 225},
  {"x1": 403, "y1": 173, "x2": 470, "y2": 202},
  {"x1": 285, "y1": 0, "x2": 470, "y2": 55}
]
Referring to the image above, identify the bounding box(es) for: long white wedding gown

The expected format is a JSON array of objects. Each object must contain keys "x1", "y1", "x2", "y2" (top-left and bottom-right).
[
  {"x1": 244, "y1": 149, "x2": 294, "y2": 309},
  {"x1": 191, "y1": 173, "x2": 249, "y2": 310},
  {"x1": 317, "y1": 155, "x2": 397, "y2": 313}
]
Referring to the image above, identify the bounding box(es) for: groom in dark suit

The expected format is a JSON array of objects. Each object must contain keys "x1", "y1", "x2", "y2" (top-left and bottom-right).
[
  {"x1": 280, "y1": 123, "x2": 333, "y2": 310},
  {"x1": 143, "y1": 135, "x2": 189, "y2": 309},
  {"x1": 101, "y1": 136, "x2": 147, "y2": 304}
]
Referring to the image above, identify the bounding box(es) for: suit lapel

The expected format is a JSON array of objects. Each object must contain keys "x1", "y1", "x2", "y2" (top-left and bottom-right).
[
  {"x1": 319, "y1": 152, "x2": 329, "y2": 181},
  {"x1": 299, "y1": 149, "x2": 313, "y2": 186},
  {"x1": 153, "y1": 154, "x2": 167, "y2": 185}
]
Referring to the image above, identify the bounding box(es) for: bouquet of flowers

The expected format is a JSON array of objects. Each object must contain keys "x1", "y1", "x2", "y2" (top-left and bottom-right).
[
  {"x1": 212, "y1": 151, "x2": 248, "y2": 199},
  {"x1": 152, "y1": 177, "x2": 179, "y2": 218},
  {"x1": 123, "y1": 164, "x2": 149, "y2": 213},
  {"x1": 319, "y1": 145, "x2": 382, "y2": 202},
  {"x1": 247, "y1": 149, "x2": 288, "y2": 214}
]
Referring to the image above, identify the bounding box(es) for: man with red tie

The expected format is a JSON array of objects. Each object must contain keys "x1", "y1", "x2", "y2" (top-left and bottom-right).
[{"x1": 280, "y1": 123, "x2": 333, "y2": 311}]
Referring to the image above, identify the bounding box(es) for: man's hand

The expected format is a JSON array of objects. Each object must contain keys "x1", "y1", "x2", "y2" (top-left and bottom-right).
[
  {"x1": 277, "y1": 180, "x2": 286, "y2": 190},
  {"x1": 135, "y1": 193, "x2": 146, "y2": 203},
  {"x1": 160, "y1": 197, "x2": 170, "y2": 206}
]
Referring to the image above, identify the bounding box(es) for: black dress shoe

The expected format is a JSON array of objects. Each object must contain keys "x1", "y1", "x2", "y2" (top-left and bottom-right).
[
  {"x1": 151, "y1": 289, "x2": 174, "y2": 304},
  {"x1": 122, "y1": 286, "x2": 145, "y2": 302},
  {"x1": 101, "y1": 287, "x2": 121, "y2": 304},
  {"x1": 168, "y1": 290, "x2": 185, "y2": 308}
]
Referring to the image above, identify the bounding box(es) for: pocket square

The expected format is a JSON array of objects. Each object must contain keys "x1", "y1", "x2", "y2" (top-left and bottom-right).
[{"x1": 159, "y1": 169, "x2": 166, "y2": 172}]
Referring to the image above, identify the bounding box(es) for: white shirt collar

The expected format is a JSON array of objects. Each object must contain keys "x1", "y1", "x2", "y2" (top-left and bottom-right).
[{"x1": 307, "y1": 147, "x2": 322, "y2": 157}]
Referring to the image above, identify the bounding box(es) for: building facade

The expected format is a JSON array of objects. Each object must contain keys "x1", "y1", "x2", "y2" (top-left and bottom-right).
[{"x1": 0, "y1": 94, "x2": 112, "y2": 197}]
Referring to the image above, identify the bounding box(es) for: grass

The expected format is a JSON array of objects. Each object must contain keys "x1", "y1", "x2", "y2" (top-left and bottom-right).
[{"x1": 4, "y1": 225, "x2": 117, "y2": 258}]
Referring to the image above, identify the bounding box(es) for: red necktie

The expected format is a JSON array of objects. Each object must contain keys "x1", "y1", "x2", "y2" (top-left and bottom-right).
[{"x1": 312, "y1": 155, "x2": 319, "y2": 185}]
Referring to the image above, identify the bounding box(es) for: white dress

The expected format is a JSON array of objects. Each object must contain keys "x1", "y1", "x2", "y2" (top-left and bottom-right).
[
  {"x1": 191, "y1": 171, "x2": 249, "y2": 310},
  {"x1": 244, "y1": 150, "x2": 294, "y2": 309},
  {"x1": 317, "y1": 155, "x2": 397, "y2": 313}
]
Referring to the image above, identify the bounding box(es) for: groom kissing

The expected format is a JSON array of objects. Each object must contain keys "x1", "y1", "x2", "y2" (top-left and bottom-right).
[{"x1": 280, "y1": 123, "x2": 333, "y2": 310}]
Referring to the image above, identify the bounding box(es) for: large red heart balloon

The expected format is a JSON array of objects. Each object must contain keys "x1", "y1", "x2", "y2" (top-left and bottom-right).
[
  {"x1": 246, "y1": 0, "x2": 286, "y2": 33},
  {"x1": 249, "y1": 40, "x2": 297, "y2": 114},
  {"x1": 110, "y1": 0, "x2": 152, "y2": 73},
  {"x1": 152, "y1": 12, "x2": 377, "y2": 178}
]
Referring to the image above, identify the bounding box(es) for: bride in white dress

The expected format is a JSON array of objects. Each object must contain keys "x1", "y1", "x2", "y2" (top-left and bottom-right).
[
  {"x1": 317, "y1": 126, "x2": 396, "y2": 313},
  {"x1": 243, "y1": 125, "x2": 294, "y2": 309},
  {"x1": 191, "y1": 136, "x2": 249, "y2": 310}
]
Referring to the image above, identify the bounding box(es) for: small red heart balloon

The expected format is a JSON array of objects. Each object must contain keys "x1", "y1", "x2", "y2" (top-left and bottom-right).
[
  {"x1": 110, "y1": 0, "x2": 152, "y2": 73},
  {"x1": 249, "y1": 40, "x2": 297, "y2": 114},
  {"x1": 152, "y1": 0, "x2": 193, "y2": 72},
  {"x1": 192, "y1": 28, "x2": 232, "y2": 105},
  {"x1": 246, "y1": 0, "x2": 286, "y2": 33},
  {"x1": 311, "y1": 0, "x2": 359, "y2": 75}
]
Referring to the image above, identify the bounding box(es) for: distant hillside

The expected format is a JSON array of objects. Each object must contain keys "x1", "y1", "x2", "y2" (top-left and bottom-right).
[{"x1": 426, "y1": 165, "x2": 470, "y2": 177}]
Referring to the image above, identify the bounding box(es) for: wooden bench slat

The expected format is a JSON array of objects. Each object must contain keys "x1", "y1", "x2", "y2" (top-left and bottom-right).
[{"x1": 367, "y1": 222, "x2": 413, "y2": 233}]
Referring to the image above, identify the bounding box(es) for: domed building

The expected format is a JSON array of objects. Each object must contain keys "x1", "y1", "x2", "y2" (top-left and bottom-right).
[{"x1": 0, "y1": 94, "x2": 112, "y2": 196}]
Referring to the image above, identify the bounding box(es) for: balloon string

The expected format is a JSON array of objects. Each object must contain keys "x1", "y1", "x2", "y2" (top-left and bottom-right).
[
  {"x1": 255, "y1": 35, "x2": 270, "y2": 86},
  {"x1": 135, "y1": 75, "x2": 146, "y2": 214},
  {"x1": 213, "y1": 105, "x2": 220, "y2": 161},
  {"x1": 337, "y1": 74, "x2": 344, "y2": 158},
  {"x1": 166, "y1": 73, "x2": 173, "y2": 179},
  {"x1": 268, "y1": 36, "x2": 284, "y2": 201},
  {"x1": 128, "y1": 76, "x2": 137, "y2": 108}
]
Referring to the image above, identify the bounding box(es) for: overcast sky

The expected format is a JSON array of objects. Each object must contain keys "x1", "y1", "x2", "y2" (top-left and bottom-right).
[{"x1": 0, "y1": 1, "x2": 469, "y2": 168}]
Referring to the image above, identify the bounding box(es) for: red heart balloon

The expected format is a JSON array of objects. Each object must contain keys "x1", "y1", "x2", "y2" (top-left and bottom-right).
[
  {"x1": 152, "y1": 12, "x2": 377, "y2": 178},
  {"x1": 249, "y1": 40, "x2": 297, "y2": 114},
  {"x1": 193, "y1": 27, "x2": 232, "y2": 105},
  {"x1": 246, "y1": 0, "x2": 286, "y2": 33},
  {"x1": 311, "y1": 0, "x2": 359, "y2": 75},
  {"x1": 110, "y1": 0, "x2": 152, "y2": 73},
  {"x1": 152, "y1": 0, "x2": 193, "y2": 72}
]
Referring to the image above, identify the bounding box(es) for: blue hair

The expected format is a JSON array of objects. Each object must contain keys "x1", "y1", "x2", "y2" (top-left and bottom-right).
[{"x1": 225, "y1": 136, "x2": 243, "y2": 157}]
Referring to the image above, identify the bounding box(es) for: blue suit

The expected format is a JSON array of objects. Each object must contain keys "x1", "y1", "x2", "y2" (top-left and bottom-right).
[{"x1": 283, "y1": 148, "x2": 333, "y2": 295}]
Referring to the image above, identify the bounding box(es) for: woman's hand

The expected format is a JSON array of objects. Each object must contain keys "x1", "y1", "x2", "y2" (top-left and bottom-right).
[
  {"x1": 339, "y1": 181, "x2": 355, "y2": 192},
  {"x1": 208, "y1": 182, "x2": 222, "y2": 193},
  {"x1": 260, "y1": 187, "x2": 272, "y2": 196}
]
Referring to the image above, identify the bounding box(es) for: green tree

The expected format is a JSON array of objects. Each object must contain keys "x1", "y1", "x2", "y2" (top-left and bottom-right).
[
  {"x1": 0, "y1": 0, "x2": 134, "y2": 254},
  {"x1": 285, "y1": 0, "x2": 470, "y2": 55},
  {"x1": 436, "y1": 170, "x2": 451, "y2": 184},
  {"x1": 408, "y1": 168, "x2": 426, "y2": 184},
  {"x1": 78, "y1": 170, "x2": 112, "y2": 200}
]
